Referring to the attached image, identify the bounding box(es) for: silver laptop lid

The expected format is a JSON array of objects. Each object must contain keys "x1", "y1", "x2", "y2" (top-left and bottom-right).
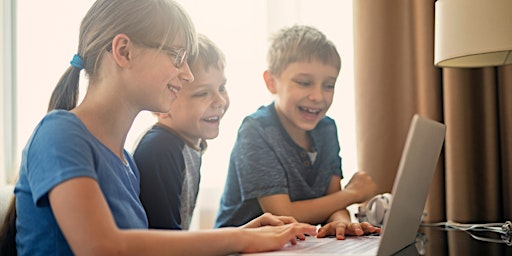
[{"x1": 378, "y1": 114, "x2": 446, "y2": 256}]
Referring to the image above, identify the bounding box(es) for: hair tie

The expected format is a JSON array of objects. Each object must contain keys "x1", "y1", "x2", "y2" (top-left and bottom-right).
[{"x1": 70, "y1": 54, "x2": 84, "y2": 70}]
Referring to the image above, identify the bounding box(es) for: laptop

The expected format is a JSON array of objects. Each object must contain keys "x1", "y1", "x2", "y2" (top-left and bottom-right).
[{"x1": 242, "y1": 114, "x2": 446, "y2": 256}]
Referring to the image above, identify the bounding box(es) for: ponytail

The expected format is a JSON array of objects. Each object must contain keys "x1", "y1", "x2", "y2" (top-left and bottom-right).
[{"x1": 47, "y1": 65, "x2": 81, "y2": 112}]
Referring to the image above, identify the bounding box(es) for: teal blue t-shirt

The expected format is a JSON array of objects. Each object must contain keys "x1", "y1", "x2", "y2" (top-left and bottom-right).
[
  {"x1": 215, "y1": 102, "x2": 343, "y2": 228},
  {"x1": 15, "y1": 110, "x2": 147, "y2": 255}
]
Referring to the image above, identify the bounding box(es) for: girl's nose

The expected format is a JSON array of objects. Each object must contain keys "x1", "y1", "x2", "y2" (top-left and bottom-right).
[{"x1": 178, "y1": 61, "x2": 194, "y2": 85}]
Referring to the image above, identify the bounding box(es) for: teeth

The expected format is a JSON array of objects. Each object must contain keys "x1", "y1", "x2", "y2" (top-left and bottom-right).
[
  {"x1": 204, "y1": 116, "x2": 220, "y2": 121},
  {"x1": 168, "y1": 85, "x2": 179, "y2": 93},
  {"x1": 300, "y1": 107, "x2": 321, "y2": 114}
]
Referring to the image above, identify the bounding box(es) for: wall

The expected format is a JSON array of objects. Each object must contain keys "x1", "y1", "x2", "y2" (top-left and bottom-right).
[
  {"x1": 1, "y1": 0, "x2": 16, "y2": 185},
  {"x1": 0, "y1": 0, "x2": 5, "y2": 186}
]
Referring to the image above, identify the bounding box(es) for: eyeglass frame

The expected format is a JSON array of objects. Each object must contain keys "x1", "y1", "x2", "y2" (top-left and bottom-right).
[
  {"x1": 106, "y1": 41, "x2": 188, "y2": 69},
  {"x1": 144, "y1": 43, "x2": 188, "y2": 69}
]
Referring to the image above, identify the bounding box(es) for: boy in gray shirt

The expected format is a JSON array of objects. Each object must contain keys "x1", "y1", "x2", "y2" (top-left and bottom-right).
[{"x1": 216, "y1": 25, "x2": 379, "y2": 240}]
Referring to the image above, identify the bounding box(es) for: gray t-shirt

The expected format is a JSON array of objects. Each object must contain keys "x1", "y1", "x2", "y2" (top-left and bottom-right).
[{"x1": 215, "y1": 102, "x2": 342, "y2": 227}]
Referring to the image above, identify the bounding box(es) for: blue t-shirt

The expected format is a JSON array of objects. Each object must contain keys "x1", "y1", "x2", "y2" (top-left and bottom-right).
[
  {"x1": 14, "y1": 110, "x2": 148, "y2": 255},
  {"x1": 215, "y1": 102, "x2": 343, "y2": 227}
]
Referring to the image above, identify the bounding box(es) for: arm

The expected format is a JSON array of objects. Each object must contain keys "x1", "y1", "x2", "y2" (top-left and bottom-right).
[
  {"x1": 324, "y1": 176, "x2": 352, "y2": 225},
  {"x1": 317, "y1": 176, "x2": 380, "y2": 239},
  {"x1": 258, "y1": 173, "x2": 376, "y2": 224},
  {"x1": 50, "y1": 177, "x2": 317, "y2": 255},
  {"x1": 258, "y1": 173, "x2": 379, "y2": 239},
  {"x1": 257, "y1": 184, "x2": 356, "y2": 224}
]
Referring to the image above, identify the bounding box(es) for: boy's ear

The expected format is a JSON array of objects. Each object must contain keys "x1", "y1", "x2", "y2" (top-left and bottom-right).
[
  {"x1": 263, "y1": 70, "x2": 277, "y2": 94},
  {"x1": 111, "y1": 34, "x2": 132, "y2": 67}
]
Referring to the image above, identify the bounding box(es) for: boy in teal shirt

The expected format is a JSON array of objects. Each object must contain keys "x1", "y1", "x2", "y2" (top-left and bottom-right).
[{"x1": 216, "y1": 25, "x2": 379, "y2": 239}]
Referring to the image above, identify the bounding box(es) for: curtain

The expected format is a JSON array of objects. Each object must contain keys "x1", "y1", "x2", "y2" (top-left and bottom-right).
[{"x1": 353, "y1": 0, "x2": 512, "y2": 255}]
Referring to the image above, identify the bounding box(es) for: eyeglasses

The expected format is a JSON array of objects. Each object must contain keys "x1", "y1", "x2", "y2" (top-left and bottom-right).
[
  {"x1": 106, "y1": 41, "x2": 188, "y2": 69},
  {"x1": 144, "y1": 44, "x2": 188, "y2": 69},
  {"x1": 158, "y1": 46, "x2": 188, "y2": 69}
]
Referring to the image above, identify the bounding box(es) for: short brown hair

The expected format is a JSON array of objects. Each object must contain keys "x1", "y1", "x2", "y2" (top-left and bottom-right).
[{"x1": 266, "y1": 25, "x2": 341, "y2": 77}]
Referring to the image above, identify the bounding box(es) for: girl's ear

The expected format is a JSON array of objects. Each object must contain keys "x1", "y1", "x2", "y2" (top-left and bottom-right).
[
  {"x1": 111, "y1": 34, "x2": 132, "y2": 67},
  {"x1": 263, "y1": 70, "x2": 278, "y2": 94}
]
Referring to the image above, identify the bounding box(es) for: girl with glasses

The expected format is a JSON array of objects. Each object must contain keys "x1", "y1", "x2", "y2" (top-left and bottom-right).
[{"x1": 0, "y1": 1, "x2": 316, "y2": 255}]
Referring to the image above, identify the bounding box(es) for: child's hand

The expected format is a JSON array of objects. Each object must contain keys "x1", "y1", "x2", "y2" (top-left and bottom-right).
[
  {"x1": 239, "y1": 222, "x2": 318, "y2": 253},
  {"x1": 241, "y1": 212, "x2": 299, "y2": 229},
  {"x1": 240, "y1": 213, "x2": 312, "y2": 243},
  {"x1": 317, "y1": 220, "x2": 381, "y2": 240},
  {"x1": 344, "y1": 171, "x2": 377, "y2": 203}
]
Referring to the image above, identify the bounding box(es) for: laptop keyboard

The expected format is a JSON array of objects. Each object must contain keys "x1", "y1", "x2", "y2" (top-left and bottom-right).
[{"x1": 279, "y1": 236, "x2": 380, "y2": 254}]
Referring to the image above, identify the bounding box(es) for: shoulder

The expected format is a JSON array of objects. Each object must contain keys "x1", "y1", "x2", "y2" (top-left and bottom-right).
[
  {"x1": 314, "y1": 115, "x2": 337, "y2": 132},
  {"x1": 317, "y1": 115, "x2": 336, "y2": 127},
  {"x1": 37, "y1": 110, "x2": 87, "y2": 133},
  {"x1": 21, "y1": 111, "x2": 102, "y2": 194},
  {"x1": 133, "y1": 125, "x2": 185, "y2": 166},
  {"x1": 134, "y1": 125, "x2": 184, "y2": 153},
  {"x1": 240, "y1": 103, "x2": 278, "y2": 130},
  {"x1": 248, "y1": 104, "x2": 273, "y2": 120},
  {"x1": 29, "y1": 110, "x2": 92, "y2": 149}
]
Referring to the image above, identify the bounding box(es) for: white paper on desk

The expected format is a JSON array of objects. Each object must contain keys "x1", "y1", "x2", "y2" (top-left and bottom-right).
[{"x1": 243, "y1": 236, "x2": 380, "y2": 255}]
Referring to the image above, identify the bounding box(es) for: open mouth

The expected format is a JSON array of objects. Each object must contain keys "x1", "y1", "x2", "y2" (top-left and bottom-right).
[
  {"x1": 202, "y1": 116, "x2": 220, "y2": 123},
  {"x1": 299, "y1": 106, "x2": 322, "y2": 115},
  {"x1": 168, "y1": 84, "x2": 181, "y2": 93}
]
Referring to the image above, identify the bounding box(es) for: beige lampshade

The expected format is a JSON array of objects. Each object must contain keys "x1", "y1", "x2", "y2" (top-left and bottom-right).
[{"x1": 434, "y1": 0, "x2": 512, "y2": 68}]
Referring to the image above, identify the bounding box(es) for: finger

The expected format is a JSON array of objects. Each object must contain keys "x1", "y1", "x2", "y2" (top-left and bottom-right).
[
  {"x1": 360, "y1": 222, "x2": 380, "y2": 234},
  {"x1": 317, "y1": 224, "x2": 334, "y2": 238},
  {"x1": 317, "y1": 225, "x2": 327, "y2": 238},
  {"x1": 284, "y1": 224, "x2": 318, "y2": 246},
  {"x1": 296, "y1": 232, "x2": 306, "y2": 240},
  {"x1": 276, "y1": 215, "x2": 298, "y2": 224},
  {"x1": 335, "y1": 223, "x2": 347, "y2": 240},
  {"x1": 346, "y1": 223, "x2": 364, "y2": 236},
  {"x1": 263, "y1": 217, "x2": 285, "y2": 227},
  {"x1": 259, "y1": 213, "x2": 286, "y2": 227},
  {"x1": 294, "y1": 223, "x2": 318, "y2": 237},
  {"x1": 353, "y1": 223, "x2": 365, "y2": 235}
]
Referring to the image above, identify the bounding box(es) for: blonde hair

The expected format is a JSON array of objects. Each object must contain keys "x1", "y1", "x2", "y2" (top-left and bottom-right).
[
  {"x1": 48, "y1": 0, "x2": 198, "y2": 111},
  {"x1": 266, "y1": 25, "x2": 341, "y2": 77},
  {"x1": 188, "y1": 33, "x2": 225, "y2": 74}
]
